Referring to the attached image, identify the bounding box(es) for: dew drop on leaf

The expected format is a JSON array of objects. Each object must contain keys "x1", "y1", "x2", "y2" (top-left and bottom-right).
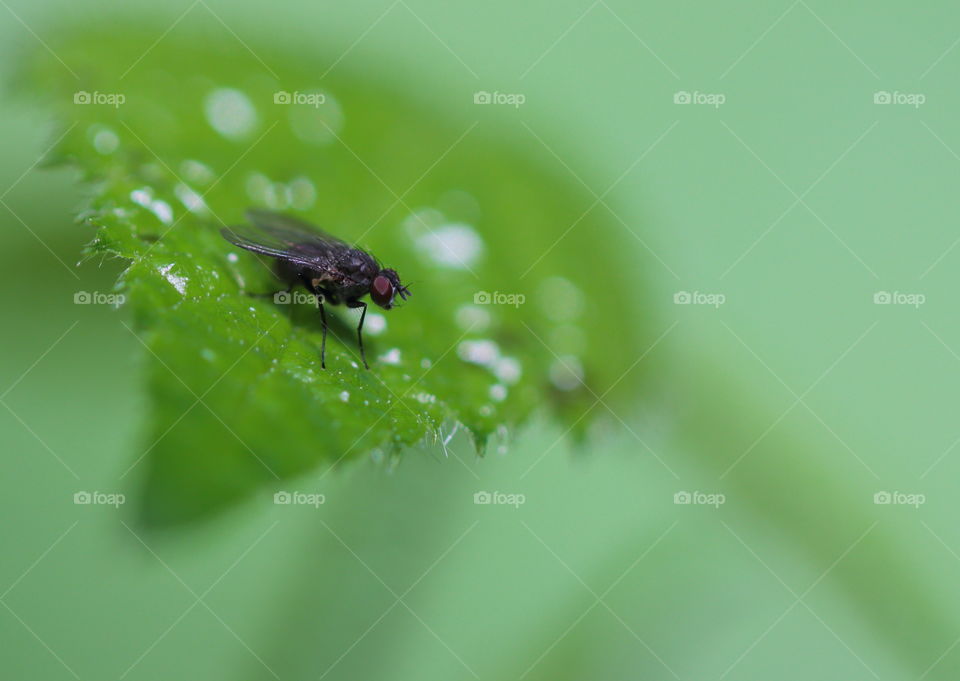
[
  {"x1": 494, "y1": 357, "x2": 522, "y2": 384},
  {"x1": 549, "y1": 356, "x2": 584, "y2": 391},
  {"x1": 458, "y1": 339, "x2": 499, "y2": 367},
  {"x1": 365, "y1": 313, "x2": 386, "y2": 336},
  {"x1": 150, "y1": 199, "x2": 174, "y2": 225},
  {"x1": 455, "y1": 305, "x2": 491, "y2": 333},
  {"x1": 180, "y1": 159, "x2": 214, "y2": 185},
  {"x1": 538, "y1": 276, "x2": 585, "y2": 321},
  {"x1": 416, "y1": 223, "x2": 484, "y2": 269},
  {"x1": 89, "y1": 125, "x2": 119, "y2": 154},
  {"x1": 158, "y1": 263, "x2": 187, "y2": 295},
  {"x1": 380, "y1": 348, "x2": 401, "y2": 365},
  {"x1": 174, "y1": 183, "x2": 207, "y2": 215},
  {"x1": 204, "y1": 88, "x2": 257, "y2": 140}
]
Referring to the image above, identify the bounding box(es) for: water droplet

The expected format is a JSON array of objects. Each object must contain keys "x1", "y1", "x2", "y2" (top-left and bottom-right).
[
  {"x1": 205, "y1": 88, "x2": 258, "y2": 140},
  {"x1": 131, "y1": 188, "x2": 174, "y2": 224},
  {"x1": 287, "y1": 91, "x2": 343, "y2": 145},
  {"x1": 265, "y1": 182, "x2": 292, "y2": 210},
  {"x1": 130, "y1": 188, "x2": 153, "y2": 207},
  {"x1": 365, "y1": 313, "x2": 387, "y2": 336},
  {"x1": 538, "y1": 276, "x2": 585, "y2": 321},
  {"x1": 289, "y1": 176, "x2": 316, "y2": 210},
  {"x1": 494, "y1": 357, "x2": 522, "y2": 384},
  {"x1": 150, "y1": 199, "x2": 174, "y2": 225},
  {"x1": 494, "y1": 424, "x2": 510, "y2": 456},
  {"x1": 458, "y1": 339, "x2": 499, "y2": 367},
  {"x1": 181, "y1": 159, "x2": 214, "y2": 185},
  {"x1": 158, "y1": 263, "x2": 188, "y2": 295},
  {"x1": 174, "y1": 183, "x2": 208, "y2": 215},
  {"x1": 227, "y1": 252, "x2": 239, "y2": 263},
  {"x1": 90, "y1": 126, "x2": 119, "y2": 154},
  {"x1": 549, "y1": 356, "x2": 584, "y2": 391},
  {"x1": 455, "y1": 304, "x2": 491, "y2": 332},
  {"x1": 339, "y1": 391, "x2": 350, "y2": 402},
  {"x1": 403, "y1": 208, "x2": 446, "y2": 234},
  {"x1": 416, "y1": 223, "x2": 483, "y2": 269},
  {"x1": 489, "y1": 384, "x2": 507, "y2": 401},
  {"x1": 380, "y1": 348, "x2": 402, "y2": 365},
  {"x1": 246, "y1": 172, "x2": 272, "y2": 203}
]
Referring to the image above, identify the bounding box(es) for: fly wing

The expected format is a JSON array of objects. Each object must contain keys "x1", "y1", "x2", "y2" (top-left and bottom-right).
[
  {"x1": 221, "y1": 210, "x2": 349, "y2": 270},
  {"x1": 222, "y1": 210, "x2": 379, "y2": 287},
  {"x1": 245, "y1": 210, "x2": 354, "y2": 253}
]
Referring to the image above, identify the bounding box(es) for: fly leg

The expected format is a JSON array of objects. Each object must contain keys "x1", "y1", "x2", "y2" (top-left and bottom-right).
[
  {"x1": 347, "y1": 300, "x2": 369, "y2": 369},
  {"x1": 317, "y1": 297, "x2": 328, "y2": 369},
  {"x1": 300, "y1": 275, "x2": 328, "y2": 369}
]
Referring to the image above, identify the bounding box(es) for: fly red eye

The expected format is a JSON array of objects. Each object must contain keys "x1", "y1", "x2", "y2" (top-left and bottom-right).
[{"x1": 370, "y1": 275, "x2": 394, "y2": 308}]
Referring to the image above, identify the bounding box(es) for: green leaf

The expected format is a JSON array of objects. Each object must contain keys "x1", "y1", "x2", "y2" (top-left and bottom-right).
[{"x1": 19, "y1": 23, "x2": 653, "y2": 526}]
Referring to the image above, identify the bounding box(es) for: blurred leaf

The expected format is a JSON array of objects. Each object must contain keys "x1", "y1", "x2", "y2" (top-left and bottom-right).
[{"x1": 17, "y1": 23, "x2": 653, "y2": 525}]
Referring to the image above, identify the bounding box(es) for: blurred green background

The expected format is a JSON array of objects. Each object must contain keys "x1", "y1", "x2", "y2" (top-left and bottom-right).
[{"x1": 2, "y1": 1, "x2": 960, "y2": 679}]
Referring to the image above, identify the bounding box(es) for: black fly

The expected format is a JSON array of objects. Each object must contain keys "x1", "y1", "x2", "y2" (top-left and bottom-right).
[{"x1": 221, "y1": 210, "x2": 411, "y2": 369}]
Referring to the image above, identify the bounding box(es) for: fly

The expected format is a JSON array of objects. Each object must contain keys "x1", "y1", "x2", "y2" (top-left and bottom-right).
[{"x1": 221, "y1": 209, "x2": 411, "y2": 369}]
